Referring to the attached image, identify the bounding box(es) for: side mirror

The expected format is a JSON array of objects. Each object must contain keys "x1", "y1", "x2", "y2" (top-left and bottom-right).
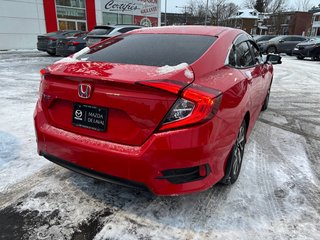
[
  {"x1": 265, "y1": 54, "x2": 282, "y2": 64},
  {"x1": 279, "y1": 39, "x2": 284, "y2": 43}
]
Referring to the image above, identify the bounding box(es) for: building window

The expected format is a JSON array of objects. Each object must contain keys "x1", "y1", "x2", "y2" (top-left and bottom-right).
[
  {"x1": 119, "y1": 14, "x2": 133, "y2": 24},
  {"x1": 56, "y1": 0, "x2": 85, "y2": 8},
  {"x1": 56, "y1": 0, "x2": 87, "y2": 31},
  {"x1": 103, "y1": 13, "x2": 133, "y2": 25}
]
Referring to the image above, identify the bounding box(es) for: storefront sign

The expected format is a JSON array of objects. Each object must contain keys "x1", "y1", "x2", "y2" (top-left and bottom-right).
[{"x1": 101, "y1": 0, "x2": 159, "y2": 18}]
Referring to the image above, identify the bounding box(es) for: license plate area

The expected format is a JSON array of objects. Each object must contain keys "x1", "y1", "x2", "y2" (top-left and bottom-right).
[{"x1": 72, "y1": 103, "x2": 107, "y2": 132}]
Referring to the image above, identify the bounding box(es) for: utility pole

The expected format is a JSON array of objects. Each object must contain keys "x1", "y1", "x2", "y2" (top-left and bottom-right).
[{"x1": 205, "y1": 0, "x2": 209, "y2": 25}]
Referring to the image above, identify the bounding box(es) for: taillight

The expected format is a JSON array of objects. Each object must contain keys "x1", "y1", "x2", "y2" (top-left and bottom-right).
[
  {"x1": 159, "y1": 84, "x2": 222, "y2": 131},
  {"x1": 67, "y1": 41, "x2": 80, "y2": 46},
  {"x1": 40, "y1": 68, "x2": 48, "y2": 80},
  {"x1": 39, "y1": 68, "x2": 49, "y2": 95},
  {"x1": 136, "y1": 79, "x2": 187, "y2": 95}
]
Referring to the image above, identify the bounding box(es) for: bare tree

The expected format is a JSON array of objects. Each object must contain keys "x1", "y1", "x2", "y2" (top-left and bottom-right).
[
  {"x1": 186, "y1": 0, "x2": 239, "y2": 25},
  {"x1": 265, "y1": 0, "x2": 288, "y2": 13},
  {"x1": 242, "y1": 0, "x2": 288, "y2": 13},
  {"x1": 243, "y1": 0, "x2": 255, "y2": 9},
  {"x1": 293, "y1": 0, "x2": 312, "y2": 11}
]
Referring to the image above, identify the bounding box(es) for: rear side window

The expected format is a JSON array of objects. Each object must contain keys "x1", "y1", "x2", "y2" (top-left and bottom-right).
[
  {"x1": 88, "y1": 27, "x2": 114, "y2": 35},
  {"x1": 236, "y1": 42, "x2": 255, "y2": 68},
  {"x1": 291, "y1": 37, "x2": 307, "y2": 41},
  {"x1": 117, "y1": 27, "x2": 140, "y2": 33},
  {"x1": 84, "y1": 34, "x2": 216, "y2": 67}
]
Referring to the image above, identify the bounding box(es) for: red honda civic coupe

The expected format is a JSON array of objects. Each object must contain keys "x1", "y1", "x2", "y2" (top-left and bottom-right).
[{"x1": 34, "y1": 26, "x2": 281, "y2": 195}]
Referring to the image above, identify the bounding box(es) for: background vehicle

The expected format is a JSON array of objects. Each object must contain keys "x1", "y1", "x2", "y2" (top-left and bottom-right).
[
  {"x1": 56, "y1": 32, "x2": 88, "y2": 57},
  {"x1": 258, "y1": 35, "x2": 308, "y2": 54},
  {"x1": 34, "y1": 26, "x2": 281, "y2": 196},
  {"x1": 292, "y1": 37, "x2": 320, "y2": 60},
  {"x1": 37, "y1": 30, "x2": 84, "y2": 56},
  {"x1": 253, "y1": 35, "x2": 276, "y2": 43},
  {"x1": 86, "y1": 25, "x2": 143, "y2": 46}
]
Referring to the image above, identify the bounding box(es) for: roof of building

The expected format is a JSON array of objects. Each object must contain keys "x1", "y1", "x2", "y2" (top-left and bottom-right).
[{"x1": 229, "y1": 9, "x2": 259, "y2": 19}]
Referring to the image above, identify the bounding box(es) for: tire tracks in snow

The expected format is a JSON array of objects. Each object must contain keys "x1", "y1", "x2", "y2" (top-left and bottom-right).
[
  {"x1": 0, "y1": 165, "x2": 58, "y2": 209},
  {"x1": 254, "y1": 137, "x2": 285, "y2": 222},
  {"x1": 258, "y1": 121, "x2": 320, "y2": 216},
  {"x1": 258, "y1": 118, "x2": 320, "y2": 142}
]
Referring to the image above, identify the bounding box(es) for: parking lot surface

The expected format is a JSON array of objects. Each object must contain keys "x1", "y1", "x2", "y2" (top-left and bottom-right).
[{"x1": 0, "y1": 51, "x2": 320, "y2": 240}]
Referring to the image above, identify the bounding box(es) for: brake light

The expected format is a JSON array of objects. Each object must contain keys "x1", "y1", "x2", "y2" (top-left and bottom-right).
[
  {"x1": 40, "y1": 68, "x2": 49, "y2": 80},
  {"x1": 136, "y1": 79, "x2": 187, "y2": 95},
  {"x1": 159, "y1": 84, "x2": 222, "y2": 131},
  {"x1": 67, "y1": 41, "x2": 80, "y2": 46}
]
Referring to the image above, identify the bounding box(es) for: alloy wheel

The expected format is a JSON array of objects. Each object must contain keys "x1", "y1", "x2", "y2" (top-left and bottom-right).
[{"x1": 232, "y1": 124, "x2": 246, "y2": 176}]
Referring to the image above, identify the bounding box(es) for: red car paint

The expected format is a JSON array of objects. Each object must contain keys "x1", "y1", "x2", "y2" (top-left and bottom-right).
[{"x1": 34, "y1": 26, "x2": 274, "y2": 195}]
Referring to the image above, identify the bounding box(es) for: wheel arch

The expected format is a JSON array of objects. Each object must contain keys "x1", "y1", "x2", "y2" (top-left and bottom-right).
[
  {"x1": 220, "y1": 113, "x2": 249, "y2": 184},
  {"x1": 244, "y1": 111, "x2": 250, "y2": 141}
]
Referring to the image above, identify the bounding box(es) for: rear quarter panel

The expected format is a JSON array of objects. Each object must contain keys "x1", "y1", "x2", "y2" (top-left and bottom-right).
[{"x1": 190, "y1": 29, "x2": 255, "y2": 177}]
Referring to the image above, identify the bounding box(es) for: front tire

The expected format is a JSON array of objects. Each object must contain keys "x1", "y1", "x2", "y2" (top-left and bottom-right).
[{"x1": 221, "y1": 120, "x2": 247, "y2": 185}]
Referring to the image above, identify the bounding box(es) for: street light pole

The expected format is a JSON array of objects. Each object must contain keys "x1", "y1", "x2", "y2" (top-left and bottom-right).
[
  {"x1": 205, "y1": 0, "x2": 209, "y2": 25},
  {"x1": 164, "y1": 0, "x2": 167, "y2": 26},
  {"x1": 176, "y1": 5, "x2": 188, "y2": 25}
]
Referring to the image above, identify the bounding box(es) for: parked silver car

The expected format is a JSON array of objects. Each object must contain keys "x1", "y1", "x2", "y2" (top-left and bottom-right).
[
  {"x1": 86, "y1": 25, "x2": 143, "y2": 46},
  {"x1": 258, "y1": 35, "x2": 308, "y2": 54}
]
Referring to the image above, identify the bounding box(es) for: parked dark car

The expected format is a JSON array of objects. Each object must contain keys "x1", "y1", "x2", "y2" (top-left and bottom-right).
[
  {"x1": 258, "y1": 35, "x2": 308, "y2": 54},
  {"x1": 37, "y1": 30, "x2": 84, "y2": 56},
  {"x1": 56, "y1": 32, "x2": 88, "y2": 57},
  {"x1": 253, "y1": 35, "x2": 276, "y2": 43},
  {"x1": 86, "y1": 25, "x2": 143, "y2": 46},
  {"x1": 292, "y1": 37, "x2": 320, "y2": 60}
]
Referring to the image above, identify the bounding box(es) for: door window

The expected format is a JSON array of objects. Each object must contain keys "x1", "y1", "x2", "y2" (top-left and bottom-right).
[
  {"x1": 247, "y1": 41, "x2": 262, "y2": 64},
  {"x1": 236, "y1": 42, "x2": 255, "y2": 68}
]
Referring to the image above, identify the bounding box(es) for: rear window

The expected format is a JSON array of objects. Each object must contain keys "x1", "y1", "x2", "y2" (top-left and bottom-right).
[
  {"x1": 88, "y1": 27, "x2": 114, "y2": 36},
  {"x1": 83, "y1": 34, "x2": 216, "y2": 67}
]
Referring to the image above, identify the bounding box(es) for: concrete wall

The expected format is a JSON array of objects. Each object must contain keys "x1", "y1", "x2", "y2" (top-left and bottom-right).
[{"x1": 0, "y1": 0, "x2": 46, "y2": 50}]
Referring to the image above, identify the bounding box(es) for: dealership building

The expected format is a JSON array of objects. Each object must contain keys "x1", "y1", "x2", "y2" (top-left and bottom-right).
[{"x1": 0, "y1": 0, "x2": 161, "y2": 50}]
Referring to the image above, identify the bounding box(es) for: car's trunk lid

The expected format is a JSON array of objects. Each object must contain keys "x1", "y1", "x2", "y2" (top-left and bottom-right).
[{"x1": 41, "y1": 60, "x2": 194, "y2": 146}]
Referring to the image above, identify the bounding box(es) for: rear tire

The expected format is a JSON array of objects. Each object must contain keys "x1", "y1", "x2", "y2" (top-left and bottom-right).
[
  {"x1": 47, "y1": 51, "x2": 56, "y2": 56},
  {"x1": 261, "y1": 87, "x2": 270, "y2": 111},
  {"x1": 220, "y1": 120, "x2": 247, "y2": 185},
  {"x1": 267, "y1": 46, "x2": 277, "y2": 54}
]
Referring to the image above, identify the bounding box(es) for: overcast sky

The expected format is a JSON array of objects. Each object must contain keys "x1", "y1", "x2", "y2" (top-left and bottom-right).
[{"x1": 161, "y1": 0, "x2": 320, "y2": 13}]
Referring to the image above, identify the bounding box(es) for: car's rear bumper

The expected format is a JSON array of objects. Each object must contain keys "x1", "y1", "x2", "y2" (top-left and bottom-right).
[
  {"x1": 56, "y1": 48, "x2": 75, "y2": 57},
  {"x1": 292, "y1": 49, "x2": 307, "y2": 57},
  {"x1": 34, "y1": 100, "x2": 228, "y2": 196},
  {"x1": 292, "y1": 47, "x2": 320, "y2": 58},
  {"x1": 37, "y1": 43, "x2": 47, "y2": 52}
]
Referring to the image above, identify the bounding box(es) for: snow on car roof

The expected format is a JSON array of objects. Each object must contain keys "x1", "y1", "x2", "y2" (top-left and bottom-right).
[{"x1": 130, "y1": 26, "x2": 233, "y2": 36}]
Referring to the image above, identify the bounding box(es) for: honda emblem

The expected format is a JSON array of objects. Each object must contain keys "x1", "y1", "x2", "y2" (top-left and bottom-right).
[{"x1": 78, "y1": 84, "x2": 92, "y2": 99}]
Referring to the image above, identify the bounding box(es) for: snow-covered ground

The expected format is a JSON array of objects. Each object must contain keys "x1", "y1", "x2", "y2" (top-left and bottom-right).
[{"x1": 0, "y1": 51, "x2": 320, "y2": 240}]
